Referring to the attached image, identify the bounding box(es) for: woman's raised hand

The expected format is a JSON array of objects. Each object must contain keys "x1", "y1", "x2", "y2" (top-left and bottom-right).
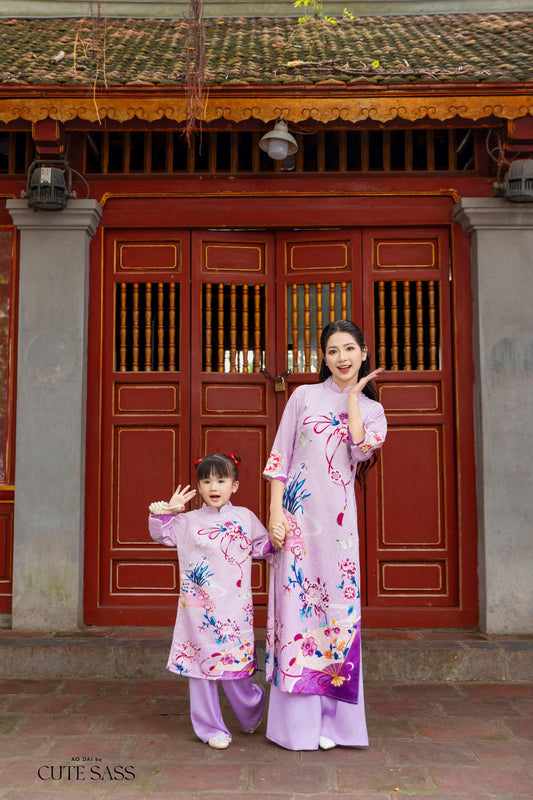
[{"x1": 349, "y1": 367, "x2": 383, "y2": 398}]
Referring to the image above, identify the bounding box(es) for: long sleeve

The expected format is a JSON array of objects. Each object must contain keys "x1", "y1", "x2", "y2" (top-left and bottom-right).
[
  {"x1": 148, "y1": 513, "x2": 185, "y2": 547},
  {"x1": 348, "y1": 397, "x2": 387, "y2": 463},
  {"x1": 247, "y1": 510, "x2": 275, "y2": 562},
  {"x1": 263, "y1": 386, "x2": 303, "y2": 482}
]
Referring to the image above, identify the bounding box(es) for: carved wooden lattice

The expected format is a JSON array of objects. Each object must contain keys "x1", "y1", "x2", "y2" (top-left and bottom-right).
[
  {"x1": 374, "y1": 279, "x2": 440, "y2": 371},
  {"x1": 115, "y1": 281, "x2": 180, "y2": 372},
  {"x1": 201, "y1": 282, "x2": 266, "y2": 373}
]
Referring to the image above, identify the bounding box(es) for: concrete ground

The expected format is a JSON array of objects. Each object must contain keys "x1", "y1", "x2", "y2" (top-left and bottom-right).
[{"x1": 0, "y1": 676, "x2": 531, "y2": 800}]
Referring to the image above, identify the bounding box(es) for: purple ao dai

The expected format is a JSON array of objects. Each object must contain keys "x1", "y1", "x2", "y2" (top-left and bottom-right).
[
  {"x1": 149, "y1": 503, "x2": 272, "y2": 680},
  {"x1": 263, "y1": 377, "x2": 387, "y2": 704}
]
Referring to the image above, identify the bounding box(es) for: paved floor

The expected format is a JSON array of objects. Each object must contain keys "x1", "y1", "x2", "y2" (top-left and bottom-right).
[{"x1": 0, "y1": 677, "x2": 531, "y2": 799}]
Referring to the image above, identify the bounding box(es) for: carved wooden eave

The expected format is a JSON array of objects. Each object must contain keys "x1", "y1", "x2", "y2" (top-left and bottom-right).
[{"x1": 1, "y1": 85, "x2": 532, "y2": 126}]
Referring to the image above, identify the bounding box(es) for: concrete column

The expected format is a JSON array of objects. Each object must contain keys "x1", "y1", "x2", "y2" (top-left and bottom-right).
[
  {"x1": 7, "y1": 199, "x2": 102, "y2": 630},
  {"x1": 453, "y1": 198, "x2": 533, "y2": 634}
]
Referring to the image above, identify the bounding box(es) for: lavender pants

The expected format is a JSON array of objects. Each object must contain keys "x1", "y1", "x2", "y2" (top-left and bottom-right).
[
  {"x1": 188, "y1": 676, "x2": 266, "y2": 742},
  {"x1": 266, "y1": 656, "x2": 368, "y2": 750}
]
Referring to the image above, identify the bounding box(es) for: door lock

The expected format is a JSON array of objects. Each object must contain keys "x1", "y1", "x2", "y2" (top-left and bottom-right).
[{"x1": 261, "y1": 368, "x2": 290, "y2": 392}]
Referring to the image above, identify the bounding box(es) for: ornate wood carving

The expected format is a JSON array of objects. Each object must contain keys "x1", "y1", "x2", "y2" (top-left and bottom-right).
[{"x1": 1, "y1": 93, "x2": 532, "y2": 126}]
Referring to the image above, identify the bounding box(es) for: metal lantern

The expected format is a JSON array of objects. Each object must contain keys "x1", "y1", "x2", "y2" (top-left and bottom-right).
[
  {"x1": 24, "y1": 159, "x2": 73, "y2": 210},
  {"x1": 503, "y1": 159, "x2": 533, "y2": 202}
]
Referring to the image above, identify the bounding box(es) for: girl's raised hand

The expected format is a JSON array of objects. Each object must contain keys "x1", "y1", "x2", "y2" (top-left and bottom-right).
[{"x1": 168, "y1": 484, "x2": 196, "y2": 512}]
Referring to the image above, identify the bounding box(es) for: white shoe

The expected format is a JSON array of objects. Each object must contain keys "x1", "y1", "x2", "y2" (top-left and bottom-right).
[
  {"x1": 208, "y1": 732, "x2": 231, "y2": 749},
  {"x1": 319, "y1": 736, "x2": 337, "y2": 750}
]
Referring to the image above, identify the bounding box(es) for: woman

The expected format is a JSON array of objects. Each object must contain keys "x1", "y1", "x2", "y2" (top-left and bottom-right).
[{"x1": 263, "y1": 320, "x2": 386, "y2": 750}]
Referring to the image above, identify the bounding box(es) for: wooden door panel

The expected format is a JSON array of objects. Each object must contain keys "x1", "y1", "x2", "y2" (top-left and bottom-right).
[
  {"x1": 0, "y1": 500, "x2": 13, "y2": 612},
  {"x1": 85, "y1": 229, "x2": 190, "y2": 624},
  {"x1": 380, "y1": 426, "x2": 445, "y2": 549},
  {"x1": 190, "y1": 231, "x2": 278, "y2": 626},
  {"x1": 362, "y1": 227, "x2": 463, "y2": 623}
]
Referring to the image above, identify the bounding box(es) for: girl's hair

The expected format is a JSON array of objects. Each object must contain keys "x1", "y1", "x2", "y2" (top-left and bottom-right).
[
  {"x1": 319, "y1": 319, "x2": 379, "y2": 486},
  {"x1": 194, "y1": 453, "x2": 240, "y2": 482}
]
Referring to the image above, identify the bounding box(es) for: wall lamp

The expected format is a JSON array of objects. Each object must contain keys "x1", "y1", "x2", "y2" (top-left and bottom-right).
[
  {"x1": 22, "y1": 159, "x2": 75, "y2": 210},
  {"x1": 259, "y1": 116, "x2": 298, "y2": 161},
  {"x1": 502, "y1": 159, "x2": 533, "y2": 202}
]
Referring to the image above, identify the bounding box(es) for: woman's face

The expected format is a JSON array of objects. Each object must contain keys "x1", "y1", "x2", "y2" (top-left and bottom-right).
[{"x1": 324, "y1": 331, "x2": 367, "y2": 389}]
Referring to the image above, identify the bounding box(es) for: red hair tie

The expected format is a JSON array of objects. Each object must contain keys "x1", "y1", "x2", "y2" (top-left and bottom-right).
[
  {"x1": 226, "y1": 452, "x2": 241, "y2": 467},
  {"x1": 193, "y1": 456, "x2": 204, "y2": 466}
]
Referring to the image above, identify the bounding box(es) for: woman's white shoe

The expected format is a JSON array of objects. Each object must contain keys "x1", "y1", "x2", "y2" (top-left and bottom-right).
[{"x1": 319, "y1": 736, "x2": 337, "y2": 750}]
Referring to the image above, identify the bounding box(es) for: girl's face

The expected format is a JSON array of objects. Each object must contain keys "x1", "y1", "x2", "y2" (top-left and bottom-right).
[
  {"x1": 198, "y1": 472, "x2": 239, "y2": 510},
  {"x1": 324, "y1": 331, "x2": 367, "y2": 389}
]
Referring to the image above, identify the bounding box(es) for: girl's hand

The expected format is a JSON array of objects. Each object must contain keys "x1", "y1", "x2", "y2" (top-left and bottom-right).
[
  {"x1": 168, "y1": 484, "x2": 196, "y2": 512},
  {"x1": 349, "y1": 367, "x2": 383, "y2": 399},
  {"x1": 268, "y1": 514, "x2": 290, "y2": 549}
]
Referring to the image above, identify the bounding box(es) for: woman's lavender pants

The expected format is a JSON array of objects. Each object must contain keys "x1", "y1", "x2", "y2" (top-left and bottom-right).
[{"x1": 266, "y1": 657, "x2": 368, "y2": 750}]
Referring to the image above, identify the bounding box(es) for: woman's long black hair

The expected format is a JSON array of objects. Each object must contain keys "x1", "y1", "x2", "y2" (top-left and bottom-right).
[{"x1": 319, "y1": 319, "x2": 379, "y2": 486}]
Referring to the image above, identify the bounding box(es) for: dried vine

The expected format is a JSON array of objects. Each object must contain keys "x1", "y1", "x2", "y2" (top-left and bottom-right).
[{"x1": 185, "y1": 0, "x2": 206, "y2": 142}]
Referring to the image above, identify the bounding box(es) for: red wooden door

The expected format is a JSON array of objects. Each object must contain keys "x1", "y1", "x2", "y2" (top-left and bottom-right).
[{"x1": 85, "y1": 215, "x2": 476, "y2": 627}]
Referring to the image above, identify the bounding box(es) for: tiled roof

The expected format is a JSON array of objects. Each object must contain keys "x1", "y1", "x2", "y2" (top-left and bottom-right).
[{"x1": 0, "y1": 12, "x2": 532, "y2": 89}]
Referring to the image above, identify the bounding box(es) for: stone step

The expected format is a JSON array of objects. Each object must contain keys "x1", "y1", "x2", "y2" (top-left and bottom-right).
[{"x1": 0, "y1": 628, "x2": 531, "y2": 682}]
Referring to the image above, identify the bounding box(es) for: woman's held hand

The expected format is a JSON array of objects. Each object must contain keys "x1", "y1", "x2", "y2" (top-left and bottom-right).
[{"x1": 268, "y1": 513, "x2": 290, "y2": 549}]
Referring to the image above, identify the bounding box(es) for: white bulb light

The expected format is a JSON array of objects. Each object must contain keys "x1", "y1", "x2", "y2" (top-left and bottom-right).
[{"x1": 267, "y1": 138, "x2": 289, "y2": 161}]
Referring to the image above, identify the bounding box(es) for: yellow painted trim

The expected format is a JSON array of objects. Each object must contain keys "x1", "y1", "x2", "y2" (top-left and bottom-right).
[
  {"x1": 0, "y1": 93, "x2": 532, "y2": 126},
  {"x1": 98, "y1": 188, "x2": 462, "y2": 207}
]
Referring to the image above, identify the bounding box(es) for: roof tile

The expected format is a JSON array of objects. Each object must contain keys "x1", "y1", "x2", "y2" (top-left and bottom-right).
[{"x1": 0, "y1": 13, "x2": 531, "y2": 88}]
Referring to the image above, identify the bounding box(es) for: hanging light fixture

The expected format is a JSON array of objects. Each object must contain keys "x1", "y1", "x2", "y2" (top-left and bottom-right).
[
  {"x1": 259, "y1": 116, "x2": 298, "y2": 161},
  {"x1": 22, "y1": 159, "x2": 74, "y2": 210}
]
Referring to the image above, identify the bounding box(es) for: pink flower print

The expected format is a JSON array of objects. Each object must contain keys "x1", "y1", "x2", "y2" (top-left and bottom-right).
[
  {"x1": 301, "y1": 636, "x2": 318, "y2": 657},
  {"x1": 265, "y1": 449, "x2": 284, "y2": 475},
  {"x1": 334, "y1": 413, "x2": 350, "y2": 443},
  {"x1": 282, "y1": 513, "x2": 306, "y2": 560},
  {"x1": 300, "y1": 577, "x2": 329, "y2": 618},
  {"x1": 324, "y1": 625, "x2": 341, "y2": 636},
  {"x1": 343, "y1": 586, "x2": 357, "y2": 600},
  {"x1": 214, "y1": 618, "x2": 241, "y2": 643},
  {"x1": 338, "y1": 558, "x2": 357, "y2": 579},
  {"x1": 330, "y1": 469, "x2": 343, "y2": 485},
  {"x1": 171, "y1": 640, "x2": 201, "y2": 666},
  {"x1": 198, "y1": 521, "x2": 251, "y2": 587},
  {"x1": 180, "y1": 580, "x2": 214, "y2": 611},
  {"x1": 220, "y1": 653, "x2": 235, "y2": 665},
  {"x1": 359, "y1": 442, "x2": 374, "y2": 454}
]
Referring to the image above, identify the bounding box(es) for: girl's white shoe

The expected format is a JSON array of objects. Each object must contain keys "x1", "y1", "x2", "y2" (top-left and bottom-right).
[
  {"x1": 318, "y1": 736, "x2": 337, "y2": 750},
  {"x1": 208, "y1": 732, "x2": 231, "y2": 749}
]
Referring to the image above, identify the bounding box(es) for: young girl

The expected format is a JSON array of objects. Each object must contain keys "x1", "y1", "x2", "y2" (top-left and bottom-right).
[
  {"x1": 264, "y1": 320, "x2": 386, "y2": 750},
  {"x1": 148, "y1": 452, "x2": 275, "y2": 750}
]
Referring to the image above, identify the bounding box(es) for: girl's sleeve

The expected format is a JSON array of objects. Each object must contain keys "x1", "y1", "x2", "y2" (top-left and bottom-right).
[
  {"x1": 349, "y1": 400, "x2": 387, "y2": 463},
  {"x1": 262, "y1": 387, "x2": 302, "y2": 483},
  {"x1": 148, "y1": 513, "x2": 185, "y2": 547},
  {"x1": 248, "y1": 511, "x2": 275, "y2": 563}
]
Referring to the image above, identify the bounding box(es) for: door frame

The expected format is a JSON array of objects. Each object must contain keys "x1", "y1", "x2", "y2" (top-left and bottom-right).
[{"x1": 84, "y1": 192, "x2": 478, "y2": 627}]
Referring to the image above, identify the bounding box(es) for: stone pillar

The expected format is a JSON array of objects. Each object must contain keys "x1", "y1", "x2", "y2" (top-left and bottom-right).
[
  {"x1": 7, "y1": 199, "x2": 102, "y2": 630},
  {"x1": 453, "y1": 198, "x2": 533, "y2": 634}
]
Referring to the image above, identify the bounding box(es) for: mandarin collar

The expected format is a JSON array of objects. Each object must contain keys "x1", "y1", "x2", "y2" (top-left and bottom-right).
[
  {"x1": 325, "y1": 375, "x2": 353, "y2": 395},
  {"x1": 201, "y1": 501, "x2": 234, "y2": 515}
]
